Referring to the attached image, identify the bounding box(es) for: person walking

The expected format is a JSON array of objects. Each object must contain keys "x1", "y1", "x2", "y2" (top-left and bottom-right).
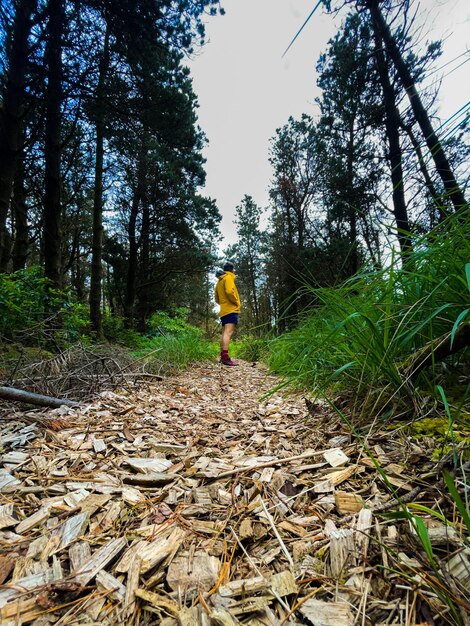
[{"x1": 214, "y1": 262, "x2": 240, "y2": 366}]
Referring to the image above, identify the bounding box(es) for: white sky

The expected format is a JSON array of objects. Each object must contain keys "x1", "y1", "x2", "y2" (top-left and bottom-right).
[{"x1": 188, "y1": 0, "x2": 470, "y2": 247}]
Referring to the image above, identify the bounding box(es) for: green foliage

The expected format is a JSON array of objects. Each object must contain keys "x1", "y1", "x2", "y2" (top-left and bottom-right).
[
  {"x1": 135, "y1": 326, "x2": 218, "y2": 374},
  {"x1": 267, "y1": 211, "x2": 470, "y2": 420},
  {"x1": 101, "y1": 314, "x2": 148, "y2": 349},
  {"x1": 126, "y1": 306, "x2": 220, "y2": 371},
  {"x1": 0, "y1": 267, "x2": 48, "y2": 335},
  {"x1": 231, "y1": 337, "x2": 270, "y2": 362},
  {"x1": 443, "y1": 470, "x2": 470, "y2": 535},
  {"x1": 0, "y1": 267, "x2": 88, "y2": 345},
  {"x1": 148, "y1": 308, "x2": 194, "y2": 335}
]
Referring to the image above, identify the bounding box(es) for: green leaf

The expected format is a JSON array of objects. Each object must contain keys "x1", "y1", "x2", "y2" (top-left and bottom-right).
[
  {"x1": 437, "y1": 385, "x2": 457, "y2": 468},
  {"x1": 465, "y1": 263, "x2": 470, "y2": 292},
  {"x1": 380, "y1": 510, "x2": 410, "y2": 521},
  {"x1": 331, "y1": 361, "x2": 355, "y2": 378},
  {"x1": 450, "y1": 309, "x2": 469, "y2": 349},
  {"x1": 443, "y1": 470, "x2": 470, "y2": 535},
  {"x1": 407, "y1": 503, "x2": 447, "y2": 524},
  {"x1": 412, "y1": 515, "x2": 435, "y2": 565}
]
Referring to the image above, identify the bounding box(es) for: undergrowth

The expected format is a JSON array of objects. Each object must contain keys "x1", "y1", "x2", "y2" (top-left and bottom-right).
[
  {"x1": 132, "y1": 308, "x2": 218, "y2": 373},
  {"x1": 267, "y1": 209, "x2": 470, "y2": 423},
  {"x1": 231, "y1": 336, "x2": 270, "y2": 362},
  {"x1": 134, "y1": 331, "x2": 218, "y2": 374}
]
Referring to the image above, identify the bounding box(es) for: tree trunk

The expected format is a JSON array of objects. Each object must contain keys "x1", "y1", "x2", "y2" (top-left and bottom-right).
[
  {"x1": 367, "y1": 0, "x2": 467, "y2": 211},
  {"x1": 12, "y1": 151, "x2": 29, "y2": 271},
  {"x1": 90, "y1": 26, "x2": 110, "y2": 339},
  {"x1": 124, "y1": 144, "x2": 148, "y2": 327},
  {"x1": 401, "y1": 121, "x2": 446, "y2": 225},
  {"x1": 0, "y1": 0, "x2": 36, "y2": 265},
  {"x1": 347, "y1": 123, "x2": 358, "y2": 274},
  {"x1": 248, "y1": 257, "x2": 260, "y2": 329},
  {"x1": 372, "y1": 28, "x2": 413, "y2": 256},
  {"x1": 43, "y1": 0, "x2": 64, "y2": 290},
  {"x1": 106, "y1": 262, "x2": 115, "y2": 315},
  {"x1": 137, "y1": 201, "x2": 150, "y2": 332},
  {"x1": 124, "y1": 196, "x2": 139, "y2": 327}
]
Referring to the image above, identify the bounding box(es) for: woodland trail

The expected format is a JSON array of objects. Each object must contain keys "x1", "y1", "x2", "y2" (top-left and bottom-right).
[{"x1": 0, "y1": 361, "x2": 467, "y2": 625}]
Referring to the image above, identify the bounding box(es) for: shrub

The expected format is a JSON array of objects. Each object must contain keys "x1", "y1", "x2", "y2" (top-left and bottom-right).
[
  {"x1": 148, "y1": 307, "x2": 194, "y2": 335},
  {"x1": 102, "y1": 314, "x2": 147, "y2": 349},
  {"x1": 0, "y1": 266, "x2": 88, "y2": 346}
]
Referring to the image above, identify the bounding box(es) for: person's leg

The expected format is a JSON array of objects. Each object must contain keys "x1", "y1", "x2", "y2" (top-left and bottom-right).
[
  {"x1": 219, "y1": 314, "x2": 239, "y2": 365},
  {"x1": 221, "y1": 322, "x2": 235, "y2": 353}
]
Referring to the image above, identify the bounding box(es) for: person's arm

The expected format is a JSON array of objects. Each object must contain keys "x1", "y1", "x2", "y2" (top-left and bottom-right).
[
  {"x1": 224, "y1": 275, "x2": 239, "y2": 305},
  {"x1": 214, "y1": 285, "x2": 220, "y2": 304}
]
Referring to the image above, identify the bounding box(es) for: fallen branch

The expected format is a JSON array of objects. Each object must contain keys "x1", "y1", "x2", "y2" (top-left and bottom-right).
[
  {"x1": 404, "y1": 322, "x2": 470, "y2": 379},
  {"x1": 0, "y1": 385, "x2": 79, "y2": 408},
  {"x1": 211, "y1": 448, "x2": 333, "y2": 480}
]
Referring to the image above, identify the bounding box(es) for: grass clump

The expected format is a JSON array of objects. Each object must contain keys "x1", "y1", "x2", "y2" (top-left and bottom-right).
[
  {"x1": 134, "y1": 309, "x2": 218, "y2": 373},
  {"x1": 231, "y1": 336, "x2": 270, "y2": 362},
  {"x1": 268, "y1": 209, "x2": 470, "y2": 422},
  {"x1": 135, "y1": 331, "x2": 218, "y2": 374}
]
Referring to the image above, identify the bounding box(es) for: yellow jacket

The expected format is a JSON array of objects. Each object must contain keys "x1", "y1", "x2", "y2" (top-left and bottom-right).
[{"x1": 214, "y1": 271, "x2": 241, "y2": 317}]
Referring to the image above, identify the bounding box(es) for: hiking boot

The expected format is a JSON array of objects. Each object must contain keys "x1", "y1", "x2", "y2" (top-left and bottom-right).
[{"x1": 220, "y1": 357, "x2": 238, "y2": 366}]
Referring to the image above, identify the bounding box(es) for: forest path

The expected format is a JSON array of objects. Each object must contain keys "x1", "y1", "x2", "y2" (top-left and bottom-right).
[{"x1": 0, "y1": 360, "x2": 431, "y2": 625}]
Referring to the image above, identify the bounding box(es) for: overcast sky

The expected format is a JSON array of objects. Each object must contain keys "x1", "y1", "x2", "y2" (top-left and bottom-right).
[{"x1": 188, "y1": 0, "x2": 470, "y2": 248}]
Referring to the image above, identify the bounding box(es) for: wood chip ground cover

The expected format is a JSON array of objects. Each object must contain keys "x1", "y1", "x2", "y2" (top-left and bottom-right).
[{"x1": 0, "y1": 361, "x2": 468, "y2": 625}]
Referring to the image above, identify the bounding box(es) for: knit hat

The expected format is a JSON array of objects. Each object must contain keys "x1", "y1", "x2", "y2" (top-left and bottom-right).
[{"x1": 215, "y1": 268, "x2": 225, "y2": 277}]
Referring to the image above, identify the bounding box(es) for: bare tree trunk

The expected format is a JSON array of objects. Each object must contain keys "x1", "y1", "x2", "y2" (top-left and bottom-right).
[
  {"x1": 0, "y1": 0, "x2": 36, "y2": 265},
  {"x1": 401, "y1": 121, "x2": 446, "y2": 225},
  {"x1": 90, "y1": 25, "x2": 110, "y2": 339},
  {"x1": 367, "y1": 0, "x2": 467, "y2": 211},
  {"x1": 347, "y1": 124, "x2": 358, "y2": 274},
  {"x1": 124, "y1": 194, "x2": 139, "y2": 327},
  {"x1": 12, "y1": 150, "x2": 29, "y2": 270},
  {"x1": 372, "y1": 28, "x2": 413, "y2": 256},
  {"x1": 248, "y1": 257, "x2": 260, "y2": 329},
  {"x1": 124, "y1": 143, "x2": 148, "y2": 327},
  {"x1": 43, "y1": 0, "x2": 64, "y2": 290},
  {"x1": 137, "y1": 202, "x2": 150, "y2": 332}
]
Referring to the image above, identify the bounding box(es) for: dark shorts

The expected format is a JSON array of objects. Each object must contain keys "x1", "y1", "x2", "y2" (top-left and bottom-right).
[{"x1": 221, "y1": 313, "x2": 239, "y2": 326}]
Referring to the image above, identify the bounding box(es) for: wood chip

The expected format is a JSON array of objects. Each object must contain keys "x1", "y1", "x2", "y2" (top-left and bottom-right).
[
  {"x1": 135, "y1": 588, "x2": 179, "y2": 616},
  {"x1": 73, "y1": 537, "x2": 127, "y2": 585},
  {"x1": 96, "y1": 569, "x2": 127, "y2": 602},
  {"x1": 219, "y1": 576, "x2": 267, "y2": 597},
  {"x1": 299, "y1": 599, "x2": 354, "y2": 626},
  {"x1": 0, "y1": 360, "x2": 460, "y2": 625},
  {"x1": 323, "y1": 448, "x2": 349, "y2": 467},
  {"x1": 335, "y1": 491, "x2": 364, "y2": 514},
  {"x1": 125, "y1": 456, "x2": 173, "y2": 473},
  {"x1": 167, "y1": 550, "x2": 220, "y2": 591},
  {"x1": 15, "y1": 507, "x2": 50, "y2": 534},
  {"x1": 122, "y1": 471, "x2": 177, "y2": 486},
  {"x1": 124, "y1": 555, "x2": 141, "y2": 620},
  {"x1": 0, "y1": 504, "x2": 17, "y2": 529},
  {"x1": 270, "y1": 570, "x2": 298, "y2": 596}
]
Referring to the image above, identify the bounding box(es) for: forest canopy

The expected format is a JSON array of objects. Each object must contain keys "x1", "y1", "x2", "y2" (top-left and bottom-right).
[
  {"x1": 0, "y1": 0, "x2": 224, "y2": 340},
  {"x1": 0, "y1": 0, "x2": 468, "y2": 348}
]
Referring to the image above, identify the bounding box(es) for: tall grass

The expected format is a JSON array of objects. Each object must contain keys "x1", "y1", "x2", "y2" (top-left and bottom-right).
[
  {"x1": 268, "y1": 209, "x2": 470, "y2": 421},
  {"x1": 134, "y1": 329, "x2": 218, "y2": 374}
]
